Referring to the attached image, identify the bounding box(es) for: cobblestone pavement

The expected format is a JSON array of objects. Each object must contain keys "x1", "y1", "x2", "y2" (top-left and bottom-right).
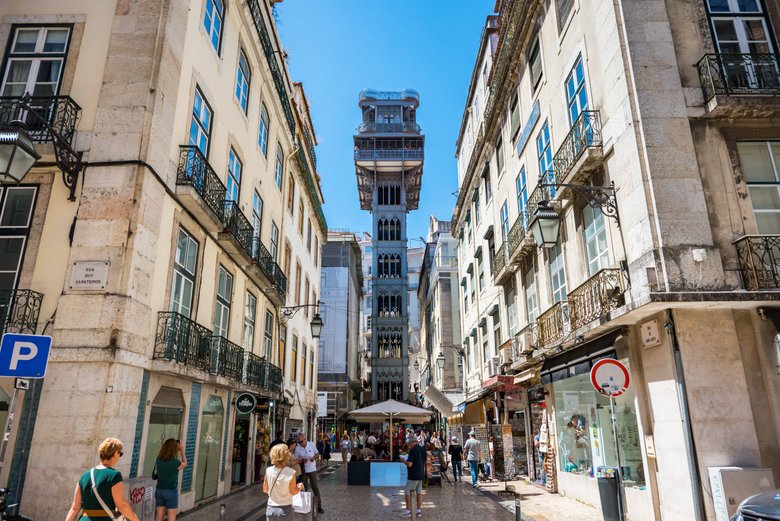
[{"x1": 478, "y1": 478, "x2": 602, "y2": 521}]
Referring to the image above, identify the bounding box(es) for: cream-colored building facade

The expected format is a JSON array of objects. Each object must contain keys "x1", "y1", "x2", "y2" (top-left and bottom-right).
[
  {"x1": 0, "y1": 0, "x2": 324, "y2": 517},
  {"x1": 452, "y1": 1, "x2": 780, "y2": 521}
]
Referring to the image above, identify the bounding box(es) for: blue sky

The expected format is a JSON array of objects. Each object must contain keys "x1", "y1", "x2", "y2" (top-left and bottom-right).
[{"x1": 276, "y1": 0, "x2": 493, "y2": 242}]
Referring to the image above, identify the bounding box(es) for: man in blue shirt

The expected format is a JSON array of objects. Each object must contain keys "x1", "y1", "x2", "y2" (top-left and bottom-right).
[{"x1": 400, "y1": 436, "x2": 426, "y2": 518}]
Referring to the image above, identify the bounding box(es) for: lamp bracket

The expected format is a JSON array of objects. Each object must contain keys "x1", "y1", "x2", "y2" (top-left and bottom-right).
[
  {"x1": 543, "y1": 181, "x2": 620, "y2": 227},
  {"x1": 279, "y1": 301, "x2": 322, "y2": 322}
]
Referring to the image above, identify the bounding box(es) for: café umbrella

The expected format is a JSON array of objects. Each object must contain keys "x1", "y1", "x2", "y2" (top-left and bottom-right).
[{"x1": 348, "y1": 399, "x2": 433, "y2": 459}]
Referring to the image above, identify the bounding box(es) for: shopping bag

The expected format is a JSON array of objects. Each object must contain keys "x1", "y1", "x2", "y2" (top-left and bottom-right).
[{"x1": 292, "y1": 490, "x2": 312, "y2": 514}]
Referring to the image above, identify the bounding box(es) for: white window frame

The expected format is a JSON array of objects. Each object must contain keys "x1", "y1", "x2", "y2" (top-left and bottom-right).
[
  {"x1": 1, "y1": 26, "x2": 70, "y2": 97},
  {"x1": 226, "y1": 147, "x2": 242, "y2": 203},
  {"x1": 170, "y1": 227, "x2": 198, "y2": 317},
  {"x1": 258, "y1": 103, "x2": 270, "y2": 156},
  {"x1": 243, "y1": 291, "x2": 257, "y2": 351},
  {"x1": 235, "y1": 49, "x2": 251, "y2": 113},
  {"x1": 584, "y1": 206, "x2": 610, "y2": 276},
  {"x1": 549, "y1": 243, "x2": 568, "y2": 303},
  {"x1": 214, "y1": 266, "x2": 233, "y2": 338},
  {"x1": 263, "y1": 310, "x2": 274, "y2": 359}
]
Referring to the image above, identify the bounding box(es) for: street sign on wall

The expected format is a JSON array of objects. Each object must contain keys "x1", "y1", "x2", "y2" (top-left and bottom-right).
[
  {"x1": 0, "y1": 334, "x2": 52, "y2": 378},
  {"x1": 590, "y1": 358, "x2": 630, "y2": 397}
]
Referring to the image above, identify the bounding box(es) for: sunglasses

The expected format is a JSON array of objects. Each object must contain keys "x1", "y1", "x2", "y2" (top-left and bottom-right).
[{"x1": 118, "y1": 451, "x2": 124, "y2": 457}]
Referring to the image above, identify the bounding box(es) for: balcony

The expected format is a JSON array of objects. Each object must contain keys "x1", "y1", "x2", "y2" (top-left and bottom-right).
[
  {"x1": 492, "y1": 213, "x2": 533, "y2": 285},
  {"x1": 568, "y1": 268, "x2": 627, "y2": 331},
  {"x1": 218, "y1": 201, "x2": 255, "y2": 262},
  {"x1": 154, "y1": 312, "x2": 213, "y2": 373},
  {"x1": 491, "y1": 245, "x2": 509, "y2": 283},
  {"x1": 176, "y1": 146, "x2": 227, "y2": 233},
  {"x1": 357, "y1": 121, "x2": 421, "y2": 134},
  {"x1": 249, "y1": 237, "x2": 287, "y2": 306},
  {"x1": 359, "y1": 89, "x2": 420, "y2": 104},
  {"x1": 697, "y1": 54, "x2": 780, "y2": 117},
  {"x1": 243, "y1": 352, "x2": 267, "y2": 388},
  {"x1": 536, "y1": 301, "x2": 568, "y2": 348},
  {"x1": 0, "y1": 289, "x2": 43, "y2": 334},
  {"x1": 734, "y1": 235, "x2": 780, "y2": 290},
  {"x1": 210, "y1": 336, "x2": 245, "y2": 381},
  {"x1": 0, "y1": 95, "x2": 81, "y2": 146},
  {"x1": 266, "y1": 362, "x2": 283, "y2": 394},
  {"x1": 550, "y1": 110, "x2": 603, "y2": 192},
  {"x1": 354, "y1": 149, "x2": 424, "y2": 162}
]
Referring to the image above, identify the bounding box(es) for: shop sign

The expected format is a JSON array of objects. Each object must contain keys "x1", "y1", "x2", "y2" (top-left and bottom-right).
[
  {"x1": 235, "y1": 392, "x2": 257, "y2": 414},
  {"x1": 255, "y1": 397, "x2": 270, "y2": 413},
  {"x1": 590, "y1": 358, "x2": 630, "y2": 397}
]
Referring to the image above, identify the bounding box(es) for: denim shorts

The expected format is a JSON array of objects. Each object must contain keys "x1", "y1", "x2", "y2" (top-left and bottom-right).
[{"x1": 155, "y1": 487, "x2": 179, "y2": 509}]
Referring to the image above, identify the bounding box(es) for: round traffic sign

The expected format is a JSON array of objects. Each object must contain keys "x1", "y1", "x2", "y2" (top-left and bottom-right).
[
  {"x1": 235, "y1": 392, "x2": 257, "y2": 414},
  {"x1": 590, "y1": 358, "x2": 630, "y2": 397}
]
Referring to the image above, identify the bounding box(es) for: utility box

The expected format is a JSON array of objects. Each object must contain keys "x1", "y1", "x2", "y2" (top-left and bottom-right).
[
  {"x1": 707, "y1": 467, "x2": 775, "y2": 521},
  {"x1": 125, "y1": 476, "x2": 156, "y2": 521}
]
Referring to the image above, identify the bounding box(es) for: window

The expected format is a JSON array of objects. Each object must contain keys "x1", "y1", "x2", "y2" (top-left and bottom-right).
[
  {"x1": 258, "y1": 103, "x2": 270, "y2": 156},
  {"x1": 298, "y1": 198, "x2": 305, "y2": 234},
  {"x1": 283, "y1": 243, "x2": 292, "y2": 276},
  {"x1": 0, "y1": 188, "x2": 35, "y2": 297},
  {"x1": 313, "y1": 237, "x2": 319, "y2": 267},
  {"x1": 309, "y1": 351, "x2": 315, "y2": 388},
  {"x1": 461, "y1": 278, "x2": 468, "y2": 314},
  {"x1": 495, "y1": 137, "x2": 505, "y2": 174},
  {"x1": 291, "y1": 334, "x2": 298, "y2": 382},
  {"x1": 469, "y1": 270, "x2": 476, "y2": 304},
  {"x1": 226, "y1": 148, "x2": 242, "y2": 202},
  {"x1": 1, "y1": 26, "x2": 70, "y2": 96},
  {"x1": 214, "y1": 266, "x2": 233, "y2": 338},
  {"x1": 287, "y1": 177, "x2": 296, "y2": 213},
  {"x1": 263, "y1": 310, "x2": 274, "y2": 358},
  {"x1": 243, "y1": 292, "x2": 256, "y2": 350},
  {"x1": 473, "y1": 190, "x2": 481, "y2": 226},
  {"x1": 506, "y1": 287, "x2": 518, "y2": 336},
  {"x1": 557, "y1": 0, "x2": 575, "y2": 29},
  {"x1": 477, "y1": 253, "x2": 485, "y2": 291},
  {"x1": 737, "y1": 141, "x2": 780, "y2": 233},
  {"x1": 252, "y1": 191, "x2": 263, "y2": 240},
  {"x1": 493, "y1": 314, "x2": 502, "y2": 352},
  {"x1": 306, "y1": 219, "x2": 312, "y2": 252},
  {"x1": 295, "y1": 262, "x2": 302, "y2": 305},
  {"x1": 483, "y1": 165, "x2": 493, "y2": 202},
  {"x1": 565, "y1": 55, "x2": 589, "y2": 124},
  {"x1": 481, "y1": 322, "x2": 489, "y2": 362},
  {"x1": 301, "y1": 343, "x2": 307, "y2": 383},
  {"x1": 235, "y1": 49, "x2": 251, "y2": 113},
  {"x1": 378, "y1": 184, "x2": 401, "y2": 205},
  {"x1": 275, "y1": 144, "x2": 284, "y2": 189},
  {"x1": 170, "y1": 227, "x2": 198, "y2": 317},
  {"x1": 537, "y1": 120, "x2": 553, "y2": 181},
  {"x1": 189, "y1": 87, "x2": 213, "y2": 157},
  {"x1": 203, "y1": 0, "x2": 225, "y2": 53},
  {"x1": 516, "y1": 166, "x2": 528, "y2": 222},
  {"x1": 487, "y1": 236, "x2": 496, "y2": 276},
  {"x1": 509, "y1": 93, "x2": 521, "y2": 138},
  {"x1": 500, "y1": 201, "x2": 510, "y2": 242},
  {"x1": 584, "y1": 206, "x2": 610, "y2": 275},
  {"x1": 279, "y1": 325, "x2": 287, "y2": 373},
  {"x1": 549, "y1": 243, "x2": 568, "y2": 303},
  {"x1": 482, "y1": 63, "x2": 489, "y2": 94},
  {"x1": 304, "y1": 278, "x2": 310, "y2": 319},
  {"x1": 524, "y1": 265, "x2": 538, "y2": 324},
  {"x1": 270, "y1": 222, "x2": 279, "y2": 260},
  {"x1": 529, "y1": 38, "x2": 544, "y2": 90}
]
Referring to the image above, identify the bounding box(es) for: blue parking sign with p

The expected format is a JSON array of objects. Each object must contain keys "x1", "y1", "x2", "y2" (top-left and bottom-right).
[{"x1": 0, "y1": 334, "x2": 52, "y2": 379}]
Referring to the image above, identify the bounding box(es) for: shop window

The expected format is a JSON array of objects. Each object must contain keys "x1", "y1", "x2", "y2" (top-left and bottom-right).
[
  {"x1": 194, "y1": 395, "x2": 224, "y2": 501},
  {"x1": 1, "y1": 26, "x2": 70, "y2": 96},
  {"x1": 142, "y1": 386, "x2": 184, "y2": 477},
  {"x1": 551, "y1": 359, "x2": 645, "y2": 488}
]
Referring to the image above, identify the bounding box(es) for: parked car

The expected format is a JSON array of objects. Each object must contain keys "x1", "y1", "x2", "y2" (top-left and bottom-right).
[{"x1": 731, "y1": 490, "x2": 780, "y2": 521}]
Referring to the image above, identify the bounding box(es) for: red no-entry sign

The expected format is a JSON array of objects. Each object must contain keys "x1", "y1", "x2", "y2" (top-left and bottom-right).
[{"x1": 590, "y1": 358, "x2": 630, "y2": 397}]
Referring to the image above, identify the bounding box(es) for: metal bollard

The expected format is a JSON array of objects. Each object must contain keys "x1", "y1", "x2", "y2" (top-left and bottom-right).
[
  {"x1": 410, "y1": 490, "x2": 417, "y2": 521},
  {"x1": 515, "y1": 496, "x2": 522, "y2": 521},
  {"x1": 219, "y1": 503, "x2": 226, "y2": 521}
]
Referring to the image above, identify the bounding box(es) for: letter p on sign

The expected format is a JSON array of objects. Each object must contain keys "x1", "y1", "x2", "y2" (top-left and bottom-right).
[{"x1": 0, "y1": 334, "x2": 52, "y2": 379}]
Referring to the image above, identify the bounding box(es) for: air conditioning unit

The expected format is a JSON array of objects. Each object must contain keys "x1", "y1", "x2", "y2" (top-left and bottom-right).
[
  {"x1": 500, "y1": 347, "x2": 512, "y2": 366},
  {"x1": 486, "y1": 357, "x2": 501, "y2": 377},
  {"x1": 515, "y1": 329, "x2": 535, "y2": 355}
]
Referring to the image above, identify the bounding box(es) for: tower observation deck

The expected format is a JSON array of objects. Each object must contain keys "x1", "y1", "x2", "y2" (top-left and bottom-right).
[{"x1": 354, "y1": 89, "x2": 424, "y2": 402}]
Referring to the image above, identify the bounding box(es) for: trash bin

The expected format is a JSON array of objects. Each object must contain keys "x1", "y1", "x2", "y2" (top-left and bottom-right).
[{"x1": 596, "y1": 467, "x2": 621, "y2": 521}]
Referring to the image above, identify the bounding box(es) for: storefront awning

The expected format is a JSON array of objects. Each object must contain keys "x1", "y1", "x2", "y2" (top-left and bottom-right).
[
  {"x1": 513, "y1": 367, "x2": 541, "y2": 385},
  {"x1": 423, "y1": 385, "x2": 458, "y2": 418}
]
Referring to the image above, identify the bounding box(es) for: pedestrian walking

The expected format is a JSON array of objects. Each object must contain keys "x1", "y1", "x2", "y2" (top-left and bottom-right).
[
  {"x1": 153, "y1": 438, "x2": 187, "y2": 521},
  {"x1": 294, "y1": 433, "x2": 325, "y2": 514},
  {"x1": 448, "y1": 436, "x2": 463, "y2": 482},
  {"x1": 323, "y1": 437, "x2": 332, "y2": 465},
  {"x1": 264, "y1": 443, "x2": 304, "y2": 519},
  {"x1": 340, "y1": 432, "x2": 352, "y2": 465},
  {"x1": 399, "y1": 436, "x2": 426, "y2": 518},
  {"x1": 463, "y1": 431, "x2": 481, "y2": 487},
  {"x1": 287, "y1": 438, "x2": 303, "y2": 484},
  {"x1": 64, "y1": 437, "x2": 141, "y2": 521},
  {"x1": 269, "y1": 431, "x2": 286, "y2": 451}
]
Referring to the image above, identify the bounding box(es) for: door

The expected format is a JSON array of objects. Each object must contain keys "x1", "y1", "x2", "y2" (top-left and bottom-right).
[{"x1": 195, "y1": 395, "x2": 224, "y2": 501}]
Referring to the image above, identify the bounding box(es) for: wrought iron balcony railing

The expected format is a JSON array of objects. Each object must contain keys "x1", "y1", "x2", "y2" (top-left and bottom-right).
[
  {"x1": 359, "y1": 89, "x2": 420, "y2": 102},
  {"x1": 536, "y1": 301, "x2": 568, "y2": 348},
  {"x1": 243, "y1": 351, "x2": 267, "y2": 388},
  {"x1": 551, "y1": 110, "x2": 602, "y2": 185},
  {"x1": 177, "y1": 146, "x2": 228, "y2": 222},
  {"x1": 0, "y1": 289, "x2": 43, "y2": 334},
  {"x1": 527, "y1": 182, "x2": 555, "y2": 218},
  {"x1": 568, "y1": 268, "x2": 627, "y2": 330},
  {"x1": 354, "y1": 149, "x2": 424, "y2": 161},
  {"x1": 251, "y1": 237, "x2": 288, "y2": 302},
  {"x1": 266, "y1": 362, "x2": 283, "y2": 393},
  {"x1": 734, "y1": 235, "x2": 780, "y2": 290},
  {"x1": 223, "y1": 201, "x2": 255, "y2": 258},
  {"x1": 507, "y1": 210, "x2": 530, "y2": 259},
  {"x1": 0, "y1": 95, "x2": 81, "y2": 145},
  {"x1": 492, "y1": 243, "x2": 508, "y2": 277},
  {"x1": 357, "y1": 121, "x2": 421, "y2": 134},
  {"x1": 154, "y1": 312, "x2": 213, "y2": 372},
  {"x1": 697, "y1": 53, "x2": 780, "y2": 102},
  {"x1": 211, "y1": 336, "x2": 245, "y2": 381}
]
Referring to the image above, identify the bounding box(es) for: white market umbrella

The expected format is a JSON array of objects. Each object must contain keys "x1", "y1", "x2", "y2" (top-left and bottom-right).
[{"x1": 349, "y1": 399, "x2": 433, "y2": 459}]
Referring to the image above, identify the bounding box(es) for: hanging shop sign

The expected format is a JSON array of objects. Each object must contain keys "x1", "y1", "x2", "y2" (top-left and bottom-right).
[
  {"x1": 235, "y1": 392, "x2": 257, "y2": 414},
  {"x1": 589, "y1": 358, "x2": 630, "y2": 397}
]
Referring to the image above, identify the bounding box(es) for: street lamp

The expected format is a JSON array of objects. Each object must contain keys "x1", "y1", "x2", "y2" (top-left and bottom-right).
[
  {"x1": 435, "y1": 352, "x2": 445, "y2": 371},
  {"x1": 280, "y1": 301, "x2": 325, "y2": 339},
  {"x1": 309, "y1": 313, "x2": 324, "y2": 339},
  {"x1": 0, "y1": 123, "x2": 40, "y2": 184},
  {"x1": 529, "y1": 200, "x2": 561, "y2": 248}
]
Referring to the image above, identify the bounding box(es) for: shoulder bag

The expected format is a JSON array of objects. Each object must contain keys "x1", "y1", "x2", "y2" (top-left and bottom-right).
[{"x1": 90, "y1": 467, "x2": 127, "y2": 521}]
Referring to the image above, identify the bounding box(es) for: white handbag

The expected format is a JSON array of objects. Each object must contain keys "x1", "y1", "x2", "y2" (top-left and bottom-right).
[
  {"x1": 292, "y1": 490, "x2": 313, "y2": 514},
  {"x1": 90, "y1": 467, "x2": 127, "y2": 521}
]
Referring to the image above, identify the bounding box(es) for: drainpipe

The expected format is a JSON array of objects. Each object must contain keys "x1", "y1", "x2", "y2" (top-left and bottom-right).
[{"x1": 666, "y1": 310, "x2": 706, "y2": 521}]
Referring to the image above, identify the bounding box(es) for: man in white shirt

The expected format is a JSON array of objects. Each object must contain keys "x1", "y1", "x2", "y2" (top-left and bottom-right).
[{"x1": 294, "y1": 433, "x2": 324, "y2": 513}]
